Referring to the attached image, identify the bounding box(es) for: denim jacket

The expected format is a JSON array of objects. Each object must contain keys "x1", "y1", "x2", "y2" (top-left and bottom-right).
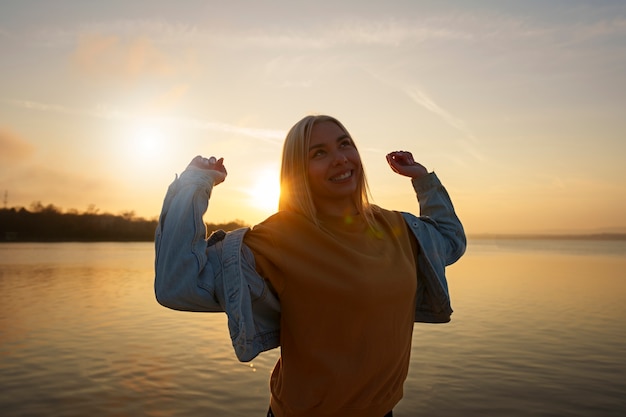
[{"x1": 154, "y1": 168, "x2": 465, "y2": 362}]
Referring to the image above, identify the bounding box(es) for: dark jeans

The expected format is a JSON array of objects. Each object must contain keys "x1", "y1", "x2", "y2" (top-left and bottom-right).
[{"x1": 267, "y1": 407, "x2": 393, "y2": 417}]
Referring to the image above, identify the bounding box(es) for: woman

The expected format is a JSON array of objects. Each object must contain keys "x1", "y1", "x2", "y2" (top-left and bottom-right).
[{"x1": 154, "y1": 115, "x2": 466, "y2": 417}]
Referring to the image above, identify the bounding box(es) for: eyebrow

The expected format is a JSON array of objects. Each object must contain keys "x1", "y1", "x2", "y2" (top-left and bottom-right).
[{"x1": 308, "y1": 134, "x2": 351, "y2": 151}]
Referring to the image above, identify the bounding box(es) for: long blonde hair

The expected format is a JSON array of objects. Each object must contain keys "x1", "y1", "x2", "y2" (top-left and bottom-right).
[{"x1": 278, "y1": 115, "x2": 378, "y2": 228}]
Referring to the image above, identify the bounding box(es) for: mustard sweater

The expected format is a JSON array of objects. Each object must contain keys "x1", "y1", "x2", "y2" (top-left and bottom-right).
[{"x1": 244, "y1": 208, "x2": 418, "y2": 417}]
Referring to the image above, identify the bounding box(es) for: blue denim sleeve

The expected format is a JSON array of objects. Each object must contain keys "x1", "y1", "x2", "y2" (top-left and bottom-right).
[
  {"x1": 403, "y1": 172, "x2": 466, "y2": 323},
  {"x1": 411, "y1": 172, "x2": 466, "y2": 266},
  {"x1": 154, "y1": 168, "x2": 224, "y2": 312}
]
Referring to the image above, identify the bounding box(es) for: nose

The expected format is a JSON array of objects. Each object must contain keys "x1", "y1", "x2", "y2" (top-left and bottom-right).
[{"x1": 332, "y1": 151, "x2": 348, "y2": 166}]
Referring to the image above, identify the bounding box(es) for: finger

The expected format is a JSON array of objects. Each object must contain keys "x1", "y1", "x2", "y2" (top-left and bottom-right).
[
  {"x1": 390, "y1": 154, "x2": 407, "y2": 165},
  {"x1": 213, "y1": 157, "x2": 224, "y2": 169},
  {"x1": 391, "y1": 151, "x2": 416, "y2": 166},
  {"x1": 387, "y1": 152, "x2": 403, "y2": 162},
  {"x1": 200, "y1": 156, "x2": 218, "y2": 167},
  {"x1": 386, "y1": 154, "x2": 397, "y2": 169}
]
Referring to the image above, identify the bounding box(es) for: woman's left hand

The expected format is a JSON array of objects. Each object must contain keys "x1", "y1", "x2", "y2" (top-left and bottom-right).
[
  {"x1": 187, "y1": 155, "x2": 228, "y2": 185},
  {"x1": 386, "y1": 151, "x2": 428, "y2": 179}
]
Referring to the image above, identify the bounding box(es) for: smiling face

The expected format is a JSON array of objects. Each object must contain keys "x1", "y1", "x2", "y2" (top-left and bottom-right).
[{"x1": 307, "y1": 120, "x2": 362, "y2": 216}]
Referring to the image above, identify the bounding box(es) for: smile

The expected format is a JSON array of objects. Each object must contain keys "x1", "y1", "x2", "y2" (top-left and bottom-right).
[{"x1": 330, "y1": 170, "x2": 353, "y2": 182}]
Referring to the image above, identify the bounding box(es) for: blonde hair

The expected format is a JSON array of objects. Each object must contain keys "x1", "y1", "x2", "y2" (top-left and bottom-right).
[{"x1": 278, "y1": 115, "x2": 378, "y2": 228}]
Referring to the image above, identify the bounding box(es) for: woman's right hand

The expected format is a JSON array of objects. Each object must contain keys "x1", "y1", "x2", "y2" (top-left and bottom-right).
[{"x1": 187, "y1": 155, "x2": 227, "y2": 185}]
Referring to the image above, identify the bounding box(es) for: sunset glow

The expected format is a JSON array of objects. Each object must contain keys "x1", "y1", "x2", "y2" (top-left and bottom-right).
[
  {"x1": 247, "y1": 168, "x2": 281, "y2": 214},
  {"x1": 1, "y1": 1, "x2": 625, "y2": 234},
  {"x1": 130, "y1": 124, "x2": 165, "y2": 160}
]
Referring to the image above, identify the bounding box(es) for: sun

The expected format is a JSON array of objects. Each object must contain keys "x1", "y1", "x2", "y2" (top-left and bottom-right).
[
  {"x1": 119, "y1": 120, "x2": 174, "y2": 175},
  {"x1": 130, "y1": 123, "x2": 164, "y2": 159},
  {"x1": 247, "y1": 168, "x2": 281, "y2": 212}
]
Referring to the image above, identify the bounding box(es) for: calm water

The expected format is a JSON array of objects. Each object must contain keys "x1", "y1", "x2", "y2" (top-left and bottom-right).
[{"x1": 1, "y1": 240, "x2": 625, "y2": 417}]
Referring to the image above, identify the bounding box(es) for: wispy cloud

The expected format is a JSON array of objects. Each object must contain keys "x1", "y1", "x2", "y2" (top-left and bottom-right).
[
  {"x1": 0, "y1": 126, "x2": 35, "y2": 163},
  {"x1": 165, "y1": 117, "x2": 284, "y2": 143},
  {"x1": 21, "y1": 19, "x2": 202, "y2": 48},
  {"x1": 3, "y1": 99, "x2": 128, "y2": 120},
  {"x1": 15, "y1": 4, "x2": 626, "y2": 52},
  {"x1": 3, "y1": 99, "x2": 284, "y2": 143},
  {"x1": 403, "y1": 86, "x2": 486, "y2": 162},
  {"x1": 32, "y1": 17, "x2": 469, "y2": 49},
  {"x1": 404, "y1": 86, "x2": 475, "y2": 140},
  {"x1": 215, "y1": 13, "x2": 626, "y2": 50},
  {"x1": 366, "y1": 70, "x2": 479, "y2": 141},
  {"x1": 150, "y1": 84, "x2": 191, "y2": 112},
  {"x1": 238, "y1": 13, "x2": 618, "y2": 48},
  {"x1": 71, "y1": 33, "x2": 196, "y2": 80},
  {"x1": 0, "y1": 161, "x2": 113, "y2": 212},
  {"x1": 236, "y1": 19, "x2": 473, "y2": 49}
]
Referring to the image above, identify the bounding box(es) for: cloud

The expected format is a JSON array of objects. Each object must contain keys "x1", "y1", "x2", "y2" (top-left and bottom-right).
[
  {"x1": 217, "y1": 13, "x2": 626, "y2": 50},
  {"x1": 366, "y1": 70, "x2": 479, "y2": 142},
  {"x1": 404, "y1": 87, "x2": 474, "y2": 139},
  {"x1": 43, "y1": 17, "x2": 464, "y2": 50},
  {"x1": 225, "y1": 18, "x2": 475, "y2": 50},
  {"x1": 0, "y1": 162, "x2": 113, "y2": 212},
  {"x1": 3, "y1": 99, "x2": 284, "y2": 143},
  {"x1": 76, "y1": 19, "x2": 200, "y2": 44},
  {"x1": 400, "y1": 85, "x2": 485, "y2": 162},
  {"x1": 17, "y1": 5, "x2": 626, "y2": 53},
  {"x1": 71, "y1": 33, "x2": 195, "y2": 80},
  {"x1": 170, "y1": 117, "x2": 284, "y2": 143},
  {"x1": 0, "y1": 126, "x2": 35, "y2": 163},
  {"x1": 150, "y1": 84, "x2": 191, "y2": 112},
  {"x1": 3, "y1": 98, "x2": 127, "y2": 120}
]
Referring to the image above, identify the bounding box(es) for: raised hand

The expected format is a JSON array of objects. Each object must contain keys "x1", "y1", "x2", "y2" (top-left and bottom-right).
[
  {"x1": 386, "y1": 151, "x2": 428, "y2": 179},
  {"x1": 188, "y1": 155, "x2": 228, "y2": 185}
]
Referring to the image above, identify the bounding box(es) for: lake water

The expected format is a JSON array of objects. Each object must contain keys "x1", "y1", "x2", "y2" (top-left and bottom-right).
[{"x1": 1, "y1": 239, "x2": 625, "y2": 416}]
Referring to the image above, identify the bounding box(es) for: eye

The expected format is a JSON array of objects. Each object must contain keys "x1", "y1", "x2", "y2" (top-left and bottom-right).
[
  {"x1": 311, "y1": 149, "x2": 326, "y2": 158},
  {"x1": 339, "y1": 139, "x2": 353, "y2": 148}
]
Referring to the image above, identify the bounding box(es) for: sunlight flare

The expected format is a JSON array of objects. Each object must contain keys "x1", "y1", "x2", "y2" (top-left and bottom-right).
[
  {"x1": 247, "y1": 167, "x2": 280, "y2": 213},
  {"x1": 130, "y1": 123, "x2": 165, "y2": 159}
]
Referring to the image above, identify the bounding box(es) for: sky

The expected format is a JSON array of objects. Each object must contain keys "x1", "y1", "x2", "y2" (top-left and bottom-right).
[{"x1": 1, "y1": 0, "x2": 625, "y2": 235}]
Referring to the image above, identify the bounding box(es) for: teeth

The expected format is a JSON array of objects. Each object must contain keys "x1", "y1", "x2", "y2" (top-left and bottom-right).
[{"x1": 331, "y1": 171, "x2": 352, "y2": 181}]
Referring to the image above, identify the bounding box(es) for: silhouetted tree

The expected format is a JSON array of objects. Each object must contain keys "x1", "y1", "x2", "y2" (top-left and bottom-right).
[{"x1": 0, "y1": 203, "x2": 248, "y2": 242}]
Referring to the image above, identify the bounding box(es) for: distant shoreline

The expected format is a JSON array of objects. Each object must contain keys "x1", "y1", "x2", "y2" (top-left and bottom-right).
[
  {"x1": 468, "y1": 233, "x2": 626, "y2": 241},
  {"x1": 2, "y1": 206, "x2": 625, "y2": 243},
  {"x1": 3, "y1": 233, "x2": 626, "y2": 243}
]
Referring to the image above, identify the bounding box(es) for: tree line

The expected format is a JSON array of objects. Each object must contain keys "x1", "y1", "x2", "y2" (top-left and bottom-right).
[{"x1": 0, "y1": 202, "x2": 247, "y2": 242}]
